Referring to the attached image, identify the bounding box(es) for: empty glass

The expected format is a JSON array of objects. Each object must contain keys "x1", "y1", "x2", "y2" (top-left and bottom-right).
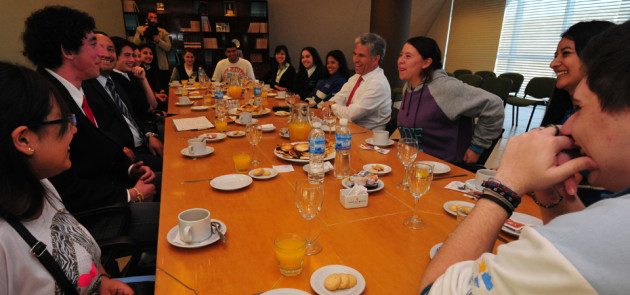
[
  {"x1": 396, "y1": 138, "x2": 419, "y2": 190},
  {"x1": 403, "y1": 162, "x2": 433, "y2": 229},
  {"x1": 294, "y1": 179, "x2": 324, "y2": 255},
  {"x1": 246, "y1": 123, "x2": 263, "y2": 166}
]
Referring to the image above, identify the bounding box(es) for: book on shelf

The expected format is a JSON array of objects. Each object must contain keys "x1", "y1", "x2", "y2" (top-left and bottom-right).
[
  {"x1": 190, "y1": 21, "x2": 201, "y2": 32},
  {"x1": 124, "y1": 13, "x2": 139, "y2": 31},
  {"x1": 247, "y1": 22, "x2": 268, "y2": 33},
  {"x1": 255, "y1": 38, "x2": 268, "y2": 49},
  {"x1": 203, "y1": 38, "x2": 218, "y2": 49},
  {"x1": 201, "y1": 16, "x2": 211, "y2": 32},
  {"x1": 216, "y1": 22, "x2": 230, "y2": 33},
  {"x1": 250, "y1": 2, "x2": 267, "y2": 17}
]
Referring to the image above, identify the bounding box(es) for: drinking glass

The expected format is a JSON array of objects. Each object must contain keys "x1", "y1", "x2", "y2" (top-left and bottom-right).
[
  {"x1": 396, "y1": 138, "x2": 419, "y2": 190},
  {"x1": 294, "y1": 179, "x2": 324, "y2": 255},
  {"x1": 403, "y1": 162, "x2": 433, "y2": 229},
  {"x1": 246, "y1": 123, "x2": 263, "y2": 166},
  {"x1": 322, "y1": 107, "x2": 336, "y2": 136}
]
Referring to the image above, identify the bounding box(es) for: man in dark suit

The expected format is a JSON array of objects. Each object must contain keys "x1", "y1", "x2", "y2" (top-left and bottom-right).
[
  {"x1": 83, "y1": 32, "x2": 163, "y2": 172},
  {"x1": 22, "y1": 5, "x2": 159, "y2": 247}
]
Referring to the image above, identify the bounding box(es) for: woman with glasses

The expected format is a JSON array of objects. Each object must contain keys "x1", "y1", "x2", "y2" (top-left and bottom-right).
[{"x1": 0, "y1": 62, "x2": 132, "y2": 294}]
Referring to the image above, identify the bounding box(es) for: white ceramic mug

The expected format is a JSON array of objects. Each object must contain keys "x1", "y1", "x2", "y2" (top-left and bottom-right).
[
  {"x1": 372, "y1": 130, "x2": 390, "y2": 145},
  {"x1": 188, "y1": 138, "x2": 206, "y2": 155},
  {"x1": 239, "y1": 112, "x2": 252, "y2": 124},
  {"x1": 179, "y1": 96, "x2": 191, "y2": 104},
  {"x1": 277, "y1": 91, "x2": 286, "y2": 98},
  {"x1": 178, "y1": 208, "x2": 212, "y2": 243},
  {"x1": 475, "y1": 169, "x2": 497, "y2": 187}
]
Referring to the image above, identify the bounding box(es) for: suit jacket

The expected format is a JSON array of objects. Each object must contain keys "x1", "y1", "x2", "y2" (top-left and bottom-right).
[
  {"x1": 83, "y1": 77, "x2": 148, "y2": 149},
  {"x1": 110, "y1": 71, "x2": 154, "y2": 123},
  {"x1": 39, "y1": 68, "x2": 131, "y2": 213}
]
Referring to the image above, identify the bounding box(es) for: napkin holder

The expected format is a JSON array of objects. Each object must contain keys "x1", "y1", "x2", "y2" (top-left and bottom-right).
[{"x1": 339, "y1": 186, "x2": 368, "y2": 209}]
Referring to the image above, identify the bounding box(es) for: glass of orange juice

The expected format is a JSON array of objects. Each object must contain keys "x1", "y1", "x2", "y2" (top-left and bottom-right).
[
  {"x1": 181, "y1": 80, "x2": 188, "y2": 86},
  {"x1": 232, "y1": 151, "x2": 251, "y2": 173},
  {"x1": 274, "y1": 233, "x2": 306, "y2": 276},
  {"x1": 193, "y1": 81, "x2": 200, "y2": 88},
  {"x1": 215, "y1": 117, "x2": 228, "y2": 133},
  {"x1": 181, "y1": 89, "x2": 189, "y2": 97}
]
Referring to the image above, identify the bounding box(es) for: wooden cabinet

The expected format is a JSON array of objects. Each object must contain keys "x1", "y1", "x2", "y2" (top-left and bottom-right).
[{"x1": 121, "y1": 0, "x2": 269, "y2": 78}]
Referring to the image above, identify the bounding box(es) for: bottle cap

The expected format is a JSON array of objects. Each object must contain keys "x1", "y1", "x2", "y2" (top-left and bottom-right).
[{"x1": 340, "y1": 118, "x2": 348, "y2": 126}]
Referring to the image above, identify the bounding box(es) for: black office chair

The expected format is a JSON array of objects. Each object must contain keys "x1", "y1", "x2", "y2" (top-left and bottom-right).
[
  {"x1": 453, "y1": 69, "x2": 472, "y2": 79},
  {"x1": 481, "y1": 77, "x2": 513, "y2": 103},
  {"x1": 505, "y1": 77, "x2": 557, "y2": 131},
  {"x1": 458, "y1": 74, "x2": 483, "y2": 87},
  {"x1": 474, "y1": 70, "x2": 496, "y2": 81}
]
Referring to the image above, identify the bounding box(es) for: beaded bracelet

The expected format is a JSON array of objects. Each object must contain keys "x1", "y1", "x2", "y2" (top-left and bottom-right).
[
  {"x1": 530, "y1": 192, "x2": 563, "y2": 208},
  {"x1": 481, "y1": 178, "x2": 522, "y2": 215}
]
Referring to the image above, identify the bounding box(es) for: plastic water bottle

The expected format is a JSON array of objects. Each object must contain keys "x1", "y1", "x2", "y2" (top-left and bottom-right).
[
  {"x1": 253, "y1": 80, "x2": 262, "y2": 97},
  {"x1": 334, "y1": 118, "x2": 351, "y2": 179},
  {"x1": 214, "y1": 84, "x2": 225, "y2": 116},
  {"x1": 198, "y1": 67, "x2": 207, "y2": 83},
  {"x1": 308, "y1": 121, "x2": 326, "y2": 184}
]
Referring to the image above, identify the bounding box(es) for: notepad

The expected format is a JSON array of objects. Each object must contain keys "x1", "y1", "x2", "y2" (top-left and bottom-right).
[{"x1": 172, "y1": 116, "x2": 214, "y2": 131}]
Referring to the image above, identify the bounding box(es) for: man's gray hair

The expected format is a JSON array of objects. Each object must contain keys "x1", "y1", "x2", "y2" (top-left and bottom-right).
[{"x1": 355, "y1": 33, "x2": 386, "y2": 65}]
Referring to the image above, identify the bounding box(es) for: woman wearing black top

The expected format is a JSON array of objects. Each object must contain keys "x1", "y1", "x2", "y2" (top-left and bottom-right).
[
  {"x1": 170, "y1": 50, "x2": 199, "y2": 82},
  {"x1": 294, "y1": 47, "x2": 325, "y2": 100},
  {"x1": 263, "y1": 45, "x2": 295, "y2": 91}
]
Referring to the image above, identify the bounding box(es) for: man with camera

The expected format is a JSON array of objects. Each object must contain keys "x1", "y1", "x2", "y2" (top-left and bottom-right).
[{"x1": 133, "y1": 11, "x2": 171, "y2": 90}]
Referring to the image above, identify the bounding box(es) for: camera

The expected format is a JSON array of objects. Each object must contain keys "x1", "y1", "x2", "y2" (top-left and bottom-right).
[{"x1": 143, "y1": 19, "x2": 159, "y2": 41}]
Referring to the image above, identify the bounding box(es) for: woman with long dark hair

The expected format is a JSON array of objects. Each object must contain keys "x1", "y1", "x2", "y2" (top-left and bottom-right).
[
  {"x1": 396, "y1": 37, "x2": 503, "y2": 164},
  {"x1": 263, "y1": 45, "x2": 295, "y2": 91},
  {"x1": 304, "y1": 49, "x2": 349, "y2": 108},
  {"x1": 293, "y1": 46, "x2": 325, "y2": 100},
  {"x1": 0, "y1": 62, "x2": 132, "y2": 294}
]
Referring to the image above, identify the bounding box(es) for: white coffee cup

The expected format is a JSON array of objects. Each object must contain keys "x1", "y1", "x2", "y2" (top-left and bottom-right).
[
  {"x1": 239, "y1": 112, "x2": 252, "y2": 124},
  {"x1": 277, "y1": 91, "x2": 286, "y2": 98},
  {"x1": 179, "y1": 96, "x2": 191, "y2": 104},
  {"x1": 372, "y1": 130, "x2": 390, "y2": 145},
  {"x1": 178, "y1": 208, "x2": 211, "y2": 243},
  {"x1": 188, "y1": 138, "x2": 207, "y2": 155},
  {"x1": 475, "y1": 169, "x2": 497, "y2": 187}
]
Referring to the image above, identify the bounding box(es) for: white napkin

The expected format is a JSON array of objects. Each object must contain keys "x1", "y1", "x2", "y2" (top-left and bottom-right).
[
  {"x1": 272, "y1": 165, "x2": 294, "y2": 173},
  {"x1": 445, "y1": 181, "x2": 479, "y2": 200},
  {"x1": 261, "y1": 124, "x2": 275, "y2": 130},
  {"x1": 324, "y1": 161, "x2": 334, "y2": 171},
  {"x1": 348, "y1": 184, "x2": 368, "y2": 196}
]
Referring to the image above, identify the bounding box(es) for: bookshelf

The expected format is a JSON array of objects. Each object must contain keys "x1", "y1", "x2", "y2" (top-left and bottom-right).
[{"x1": 120, "y1": 0, "x2": 270, "y2": 78}]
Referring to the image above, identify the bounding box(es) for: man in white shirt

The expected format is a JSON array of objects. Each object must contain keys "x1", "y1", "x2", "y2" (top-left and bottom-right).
[
  {"x1": 324, "y1": 33, "x2": 391, "y2": 131},
  {"x1": 212, "y1": 41, "x2": 256, "y2": 82}
]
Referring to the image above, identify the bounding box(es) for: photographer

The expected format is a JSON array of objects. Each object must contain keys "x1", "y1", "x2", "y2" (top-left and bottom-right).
[{"x1": 133, "y1": 11, "x2": 171, "y2": 91}]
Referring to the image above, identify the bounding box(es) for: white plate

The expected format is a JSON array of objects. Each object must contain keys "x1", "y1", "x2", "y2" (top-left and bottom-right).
[
  {"x1": 302, "y1": 164, "x2": 333, "y2": 174},
  {"x1": 266, "y1": 93, "x2": 278, "y2": 97},
  {"x1": 418, "y1": 161, "x2": 451, "y2": 175},
  {"x1": 362, "y1": 163, "x2": 392, "y2": 175},
  {"x1": 321, "y1": 125, "x2": 336, "y2": 132},
  {"x1": 226, "y1": 131, "x2": 246, "y2": 138},
  {"x1": 180, "y1": 146, "x2": 214, "y2": 158},
  {"x1": 274, "y1": 142, "x2": 335, "y2": 163},
  {"x1": 248, "y1": 168, "x2": 279, "y2": 180},
  {"x1": 198, "y1": 132, "x2": 226, "y2": 142},
  {"x1": 310, "y1": 265, "x2": 366, "y2": 295},
  {"x1": 274, "y1": 111, "x2": 290, "y2": 117},
  {"x1": 260, "y1": 125, "x2": 276, "y2": 132},
  {"x1": 235, "y1": 118, "x2": 259, "y2": 125},
  {"x1": 342, "y1": 178, "x2": 385, "y2": 193},
  {"x1": 210, "y1": 174, "x2": 253, "y2": 191},
  {"x1": 278, "y1": 128, "x2": 290, "y2": 139},
  {"x1": 189, "y1": 95, "x2": 204, "y2": 100},
  {"x1": 191, "y1": 105, "x2": 209, "y2": 111},
  {"x1": 166, "y1": 219, "x2": 227, "y2": 249},
  {"x1": 365, "y1": 137, "x2": 395, "y2": 147},
  {"x1": 502, "y1": 212, "x2": 542, "y2": 236},
  {"x1": 465, "y1": 179, "x2": 483, "y2": 192},
  {"x1": 443, "y1": 200, "x2": 475, "y2": 216},
  {"x1": 262, "y1": 289, "x2": 310, "y2": 295},
  {"x1": 430, "y1": 242, "x2": 443, "y2": 259},
  {"x1": 175, "y1": 102, "x2": 193, "y2": 106},
  {"x1": 229, "y1": 107, "x2": 271, "y2": 117}
]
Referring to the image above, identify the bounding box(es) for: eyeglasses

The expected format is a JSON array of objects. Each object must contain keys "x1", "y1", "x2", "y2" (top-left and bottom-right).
[{"x1": 41, "y1": 114, "x2": 77, "y2": 127}]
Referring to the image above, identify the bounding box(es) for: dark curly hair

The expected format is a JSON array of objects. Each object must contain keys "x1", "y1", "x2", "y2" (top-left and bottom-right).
[{"x1": 22, "y1": 6, "x2": 96, "y2": 69}]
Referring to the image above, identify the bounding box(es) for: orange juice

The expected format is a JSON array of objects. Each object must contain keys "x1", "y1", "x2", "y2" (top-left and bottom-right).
[
  {"x1": 193, "y1": 82, "x2": 200, "y2": 88},
  {"x1": 203, "y1": 95, "x2": 213, "y2": 106},
  {"x1": 233, "y1": 152, "x2": 251, "y2": 172},
  {"x1": 228, "y1": 86, "x2": 243, "y2": 99},
  {"x1": 181, "y1": 89, "x2": 189, "y2": 96},
  {"x1": 215, "y1": 119, "x2": 228, "y2": 132},
  {"x1": 181, "y1": 80, "x2": 188, "y2": 86},
  {"x1": 289, "y1": 121, "x2": 312, "y2": 142},
  {"x1": 274, "y1": 234, "x2": 306, "y2": 276},
  {"x1": 261, "y1": 89, "x2": 268, "y2": 98}
]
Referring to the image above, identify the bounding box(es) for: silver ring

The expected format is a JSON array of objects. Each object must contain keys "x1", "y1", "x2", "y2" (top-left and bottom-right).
[{"x1": 546, "y1": 124, "x2": 560, "y2": 136}]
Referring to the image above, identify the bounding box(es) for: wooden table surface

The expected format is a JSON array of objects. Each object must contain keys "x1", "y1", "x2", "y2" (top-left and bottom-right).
[{"x1": 155, "y1": 92, "x2": 541, "y2": 294}]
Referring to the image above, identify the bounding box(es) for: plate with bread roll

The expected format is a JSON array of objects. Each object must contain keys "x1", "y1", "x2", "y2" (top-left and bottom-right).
[
  {"x1": 443, "y1": 201, "x2": 475, "y2": 216},
  {"x1": 362, "y1": 163, "x2": 392, "y2": 175},
  {"x1": 274, "y1": 142, "x2": 335, "y2": 163},
  {"x1": 310, "y1": 264, "x2": 365, "y2": 295},
  {"x1": 248, "y1": 168, "x2": 278, "y2": 180}
]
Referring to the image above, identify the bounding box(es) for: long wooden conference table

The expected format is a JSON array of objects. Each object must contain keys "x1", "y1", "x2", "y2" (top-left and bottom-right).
[{"x1": 154, "y1": 90, "x2": 542, "y2": 294}]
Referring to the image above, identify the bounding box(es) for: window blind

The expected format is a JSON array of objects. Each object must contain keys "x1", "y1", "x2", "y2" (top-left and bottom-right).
[{"x1": 494, "y1": 0, "x2": 630, "y2": 90}]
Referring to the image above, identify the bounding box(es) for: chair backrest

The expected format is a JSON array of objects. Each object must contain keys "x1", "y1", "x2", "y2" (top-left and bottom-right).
[
  {"x1": 453, "y1": 69, "x2": 472, "y2": 78},
  {"x1": 524, "y1": 77, "x2": 557, "y2": 99},
  {"x1": 481, "y1": 77, "x2": 513, "y2": 101},
  {"x1": 498, "y1": 72, "x2": 524, "y2": 96},
  {"x1": 474, "y1": 71, "x2": 496, "y2": 80},
  {"x1": 458, "y1": 74, "x2": 483, "y2": 87}
]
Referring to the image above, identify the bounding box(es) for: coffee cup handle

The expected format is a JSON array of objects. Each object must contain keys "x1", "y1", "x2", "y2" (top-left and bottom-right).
[{"x1": 181, "y1": 225, "x2": 192, "y2": 242}]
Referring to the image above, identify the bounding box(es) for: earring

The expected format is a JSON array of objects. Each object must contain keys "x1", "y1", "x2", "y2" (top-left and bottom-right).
[{"x1": 28, "y1": 147, "x2": 34, "y2": 152}]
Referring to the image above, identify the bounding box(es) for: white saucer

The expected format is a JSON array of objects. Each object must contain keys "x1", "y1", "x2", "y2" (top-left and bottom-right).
[
  {"x1": 189, "y1": 95, "x2": 203, "y2": 100},
  {"x1": 274, "y1": 111, "x2": 290, "y2": 117},
  {"x1": 180, "y1": 146, "x2": 214, "y2": 158},
  {"x1": 226, "y1": 131, "x2": 246, "y2": 138},
  {"x1": 310, "y1": 265, "x2": 366, "y2": 295},
  {"x1": 259, "y1": 125, "x2": 276, "y2": 132},
  {"x1": 166, "y1": 219, "x2": 226, "y2": 249},
  {"x1": 465, "y1": 179, "x2": 483, "y2": 192},
  {"x1": 175, "y1": 102, "x2": 193, "y2": 106},
  {"x1": 365, "y1": 137, "x2": 395, "y2": 147},
  {"x1": 342, "y1": 178, "x2": 385, "y2": 193},
  {"x1": 235, "y1": 118, "x2": 259, "y2": 125},
  {"x1": 191, "y1": 105, "x2": 209, "y2": 111},
  {"x1": 248, "y1": 168, "x2": 279, "y2": 180},
  {"x1": 302, "y1": 164, "x2": 333, "y2": 174},
  {"x1": 418, "y1": 161, "x2": 451, "y2": 175},
  {"x1": 362, "y1": 163, "x2": 392, "y2": 175},
  {"x1": 210, "y1": 174, "x2": 253, "y2": 191},
  {"x1": 430, "y1": 242, "x2": 443, "y2": 259},
  {"x1": 198, "y1": 132, "x2": 226, "y2": 142},
  {"x1": 443, "y1": 200, "x2": 475, "y2": 216},
  {"x1": 266, "y1": 93, "x2": 278, "y2": 97},
  {"x1": 261, "y1": 289, "x2": 310, "y2": 295},
  {"x1": 502, "y1": 212, "x2": 542, "y2": 236},
  {"x1": 278, "y1": 128, "x2": 290, "y2": 139}
]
